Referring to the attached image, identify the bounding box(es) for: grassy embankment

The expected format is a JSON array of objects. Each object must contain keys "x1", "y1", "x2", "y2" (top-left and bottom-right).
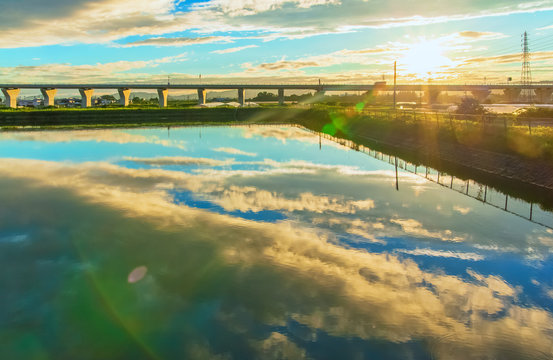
[
  {"x1": 0, "y1": 106, "x2": 291, "y2": 128},
  {"x1": 1, "y1": 104, "x2": 553, "y2": 209},
  {"x1": 298, "y1": 105, "x2": 553, "y2": 209}
]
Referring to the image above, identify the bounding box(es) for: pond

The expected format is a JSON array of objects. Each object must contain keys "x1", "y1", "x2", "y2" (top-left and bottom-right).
[{"x1": 0, "y1": 125, "x2": 552, "y2": 359}]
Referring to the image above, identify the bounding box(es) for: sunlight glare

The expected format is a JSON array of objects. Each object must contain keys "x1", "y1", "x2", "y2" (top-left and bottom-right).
[{"x1": 401, "y1": 40, "x2": 453, "y2": 78}]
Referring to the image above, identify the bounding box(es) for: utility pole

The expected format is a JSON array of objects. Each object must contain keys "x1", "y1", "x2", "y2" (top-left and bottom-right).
[{"x1": 393, "y1": 61, "x2": 397, "y2": 110}]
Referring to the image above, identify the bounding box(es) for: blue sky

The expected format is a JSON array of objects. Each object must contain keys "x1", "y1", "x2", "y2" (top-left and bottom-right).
[{"x1": 0, "y1": 0, "x2": 552, "y2": 87}]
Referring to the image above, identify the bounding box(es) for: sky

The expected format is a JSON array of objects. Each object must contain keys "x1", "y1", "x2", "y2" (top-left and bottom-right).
[{"x1": 0, "y1": 0, "x2": 552, "y2": 89}]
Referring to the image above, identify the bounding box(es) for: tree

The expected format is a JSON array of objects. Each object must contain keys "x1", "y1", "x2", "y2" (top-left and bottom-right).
[
  {"x1": 456, "y1": 97, "x2": 486, "y2": 115},
  {"x1": 100, "y1": 95, "x2": 116, "y2": 101},
  {"x1": 132, "y1": 96, "x2": 145, "y2": 104},
  {"x1": 253, "y1": 91, "x2": 278, "y2": 101}
]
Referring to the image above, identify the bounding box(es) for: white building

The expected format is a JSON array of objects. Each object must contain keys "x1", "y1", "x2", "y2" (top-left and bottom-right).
[{"x1": 18, "y1": 98, "x2": 43, "y2": 107}]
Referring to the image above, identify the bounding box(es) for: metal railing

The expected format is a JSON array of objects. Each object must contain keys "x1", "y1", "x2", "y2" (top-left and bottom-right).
[
  {"x1": 358, "y1": 109, "x2": 553, "y2": 133},
  {"x1": 300, "y1": 126, "x2": 553, "y2": 230}
]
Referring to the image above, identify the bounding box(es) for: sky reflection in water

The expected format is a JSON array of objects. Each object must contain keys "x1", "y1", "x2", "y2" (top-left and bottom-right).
[{"x1": 0, "y1": 126, "x2": 552, "y2": 360}]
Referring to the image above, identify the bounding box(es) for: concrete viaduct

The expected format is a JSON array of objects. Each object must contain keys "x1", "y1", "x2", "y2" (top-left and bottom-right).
[{"x1": 1, "y1": 83, "x2": 552, "y2": 108}]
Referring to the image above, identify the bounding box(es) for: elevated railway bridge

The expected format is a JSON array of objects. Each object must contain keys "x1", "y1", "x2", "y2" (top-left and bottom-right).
[{"x1": 1, "y1": 83, "x2": 552, "y2": 108}]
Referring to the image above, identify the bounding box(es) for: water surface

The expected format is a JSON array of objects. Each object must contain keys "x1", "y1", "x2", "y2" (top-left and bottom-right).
[{"x1": 1, "y1": 125, "x2": 552, "y2": 359}]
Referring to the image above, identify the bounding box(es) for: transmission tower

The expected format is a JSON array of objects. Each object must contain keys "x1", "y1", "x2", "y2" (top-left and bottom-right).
[{"x1": 521, "y1": 31, "x2": 533, "y2": 102}]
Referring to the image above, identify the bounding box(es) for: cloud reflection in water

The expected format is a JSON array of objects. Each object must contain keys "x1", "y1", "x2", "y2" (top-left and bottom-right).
[{"x1": 0, "y1": 126, "x2": 552, "y2": 359}]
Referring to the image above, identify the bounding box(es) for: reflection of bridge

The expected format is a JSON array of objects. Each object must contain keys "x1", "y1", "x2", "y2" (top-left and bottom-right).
[
  {"x1": 1, "y1": 83, "x2": 552, "y2": 108},
  {"x1": 299, "y1": 126, "x2": 553, "y2": 230}
]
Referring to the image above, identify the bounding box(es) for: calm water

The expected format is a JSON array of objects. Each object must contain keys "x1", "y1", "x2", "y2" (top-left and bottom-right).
[{"x1": 1, "y1": 125, "x2": 552, "y2": 360}]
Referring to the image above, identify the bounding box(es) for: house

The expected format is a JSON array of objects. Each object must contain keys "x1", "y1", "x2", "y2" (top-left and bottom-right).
[
  {"x1": 57, "y1": 98, "x2": 81, "y2": 108},
  {"x1": 18, "y1": 98, "x2": 43, "y2": 107}
]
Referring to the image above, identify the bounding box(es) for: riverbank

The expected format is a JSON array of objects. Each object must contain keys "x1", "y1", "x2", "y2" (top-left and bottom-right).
[
  {"x1": 2, "y1": 106, "x2": 553, "y2": 209},
  {"x1": 297, "y1": 109, "x2": 553, "y2": 209},
  {"x1": 0, "y1": 107, "x2": 291, "y2": 128}
]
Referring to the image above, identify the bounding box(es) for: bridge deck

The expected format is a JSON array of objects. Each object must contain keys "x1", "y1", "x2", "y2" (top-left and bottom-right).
[{"x1": 1, "y1": 84, "x2": 551, "y2": 91}]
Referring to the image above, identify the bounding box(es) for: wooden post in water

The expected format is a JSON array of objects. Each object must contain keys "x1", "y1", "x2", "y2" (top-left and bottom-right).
[
  {"x1": 530, "y1": 203, "x2": 533, "y2": 221},
  {"x1": 484, "y1": 185, "x2": 488, "y2": 202},
  {"x1": 393, "y1": 61, "x2": 397, "y2": 111},
  {"x1": 395, "y1": 156, "x2": 399, "y2": 191},
  {"x1": 505, "y1": 195, "x2": 508, "y2": 210}
]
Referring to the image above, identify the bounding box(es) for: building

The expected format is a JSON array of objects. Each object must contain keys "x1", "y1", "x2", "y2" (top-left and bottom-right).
[
  {"x1": 18, "y1": 98, "x2": 43, "y2": 107},
  {"x1": 56, "y1": 98, "x2": 81, "y2": 107}
]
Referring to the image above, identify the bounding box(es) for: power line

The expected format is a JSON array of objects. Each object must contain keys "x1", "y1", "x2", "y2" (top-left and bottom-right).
[
  {"x1": 466, "y1": 35, "x2": 552, "y2": 59},
  {"x1": 532, "y1": 41, "x2": 553, "y2": 51},
  {"x1": 528, "y1": 35, "x2": 553, "y2": 46}
]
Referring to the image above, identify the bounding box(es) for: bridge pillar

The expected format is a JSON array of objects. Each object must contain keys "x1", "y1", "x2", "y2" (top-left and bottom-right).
[
  {"x1": 197, "y1": 88, "x2": 206, "y2": 105},
  {"x1": 40, "y1": 88, "x2": 57, "y2": 107},
  {"x1": 237, "y1": 88, "x2": 245, "y2": 106},
  {"x1": 278, "y1": 89, "x2": 284, "y2": 105},
  {"x1": 118, "y1": 88, "x2": 131, "y2": 106},
  {"x1": 535, "y1": 88, "x2": 553, "y2": 103},
  {"x1": 1, "y1": 88, "x2": 20, "y2": 108},
  {"x1": 79, "y1": 88, "x2": 94, "y2": 108},
  {"x1": 425, "y1": 89, "x2": 441, "y2": 104},
  {"x1": 503, "y1": 88, "x2": 521, "y2": 103},
  {"x1": 471, "y1": 89, "x2": 491, "y2": 103},
  {"x1": 157, "y1": 88, "x2": 168, "y2": 107}
]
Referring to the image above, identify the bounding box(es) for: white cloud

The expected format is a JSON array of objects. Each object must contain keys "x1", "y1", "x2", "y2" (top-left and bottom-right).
[
  {"x1": 456, "y1": 31, "x2": 506, "y2": 40},
  {"x1": 0, "y1": 0, "x2": 552, "y2": 49},
  {"x1": 211, "y1": 185, "x2": 375, "y2": 213},
  {"x1": 396, "y1": 248, "x2": 484, "y2": 261},
  {"x1": 0, "y1": 130, "x2": 187, "y2": 149},
  {"x1": 211, "y1": 45, "x2": 259, "y2": 54},
  {"x1": 125, "y1": 156, "x2": 233, "y2": 166},
  {"x1": 241, "y1": 46, "x2": 391, "y2": 73},
  {"x1": 121, "y1": 36, "x2": 233, "y2": 47},
  {"x1": 191, "y1": 0, "x2": 340, "y2": 16},
  {"x1": 213, "y1": 147, "x2": 257, "y2": 156},
  {"x1": 0, "y1": 53, "x2": 187, "y2": 83},
  {"x1": 0, "y1": 157, "x2": 549, "y2": 359},
  {"x1": 254, "y1": 332, "x2": 307, "y2": 359},
  {"x1": 391, "y1": 218, "x2": 466, "y2": 242},
  {"x1": 453, "y1": 205, "x2": 471, "y2": 215},
  {"x1": 467, "y1": 269, "x2": 516, "y2": 296}
]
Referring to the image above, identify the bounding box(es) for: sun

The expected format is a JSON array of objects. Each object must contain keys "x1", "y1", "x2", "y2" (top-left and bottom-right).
[{"x1": 400, "y1": 40, "x2": 453, "y2": 78}]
